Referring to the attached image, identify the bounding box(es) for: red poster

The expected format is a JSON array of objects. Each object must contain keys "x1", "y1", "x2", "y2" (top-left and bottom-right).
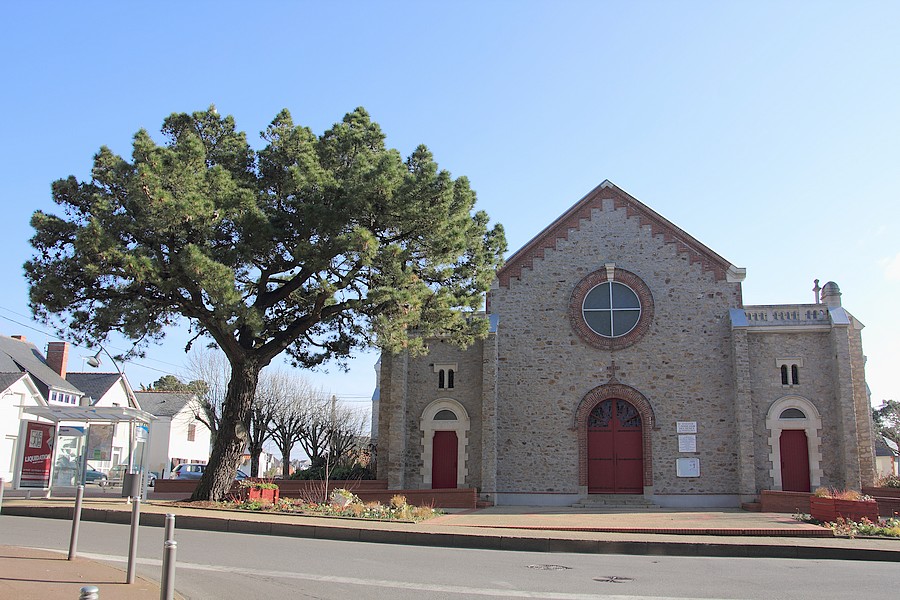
[{"x1": 20, "y1": 421, "x2": 56, "y2": 488}]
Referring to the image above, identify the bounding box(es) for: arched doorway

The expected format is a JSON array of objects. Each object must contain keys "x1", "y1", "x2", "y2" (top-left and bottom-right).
[
  {"x1": 587, "y1": 399, "x2": 643, "y2": 493},
  {"x1": 765, "y1": 396, "x2": 822, "y2": 491},
  {"x1": 420, "y1": 399, "x2": 470, "y2": 489}
]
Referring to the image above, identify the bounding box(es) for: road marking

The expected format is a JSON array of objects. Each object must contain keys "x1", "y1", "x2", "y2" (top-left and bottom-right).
[{"x1": 68, "y1": 549, "x2": 745, "y2": 600}]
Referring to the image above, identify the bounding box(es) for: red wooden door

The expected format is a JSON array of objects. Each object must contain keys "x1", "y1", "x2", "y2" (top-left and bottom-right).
[
  {"x1": 780, "y1": 429, "x2": 810, "y2": 492},
  {"x1": 587, "y1": 399, "x2": 643, "y2": 493},
  {"x1": 432, "y1": 431, "x2": 458, "y2": 489}
]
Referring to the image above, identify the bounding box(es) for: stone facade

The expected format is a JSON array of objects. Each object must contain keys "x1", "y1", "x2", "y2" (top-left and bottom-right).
[{"x1": 375, "y1": 181, "x2": 876, "y2": 507}]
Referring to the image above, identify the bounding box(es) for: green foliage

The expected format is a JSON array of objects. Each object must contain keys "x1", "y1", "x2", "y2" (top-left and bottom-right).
[
  {"x1": 875, "y1": 474, "x2": 900, "y2": 488},
  {"x1": 25, "y1": 106, "x2": 506, "y2": 501},
  {"x1": 145, "y1": 374, "x2": 208, "y2": 394},
  {"x1": 26, "y1": 105, "x2": 507, "y2": 369},
  {"x1": 238, "y1": 479, "x2": 279, "y2": 490},
  {"x1": 873, "y1": 400, "x2": 900, "y2": 447}
]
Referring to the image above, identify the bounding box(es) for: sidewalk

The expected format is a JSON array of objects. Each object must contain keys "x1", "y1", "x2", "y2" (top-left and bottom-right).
[{"x1": 1, "y1": 496, "x2": 898, "y2": 599}]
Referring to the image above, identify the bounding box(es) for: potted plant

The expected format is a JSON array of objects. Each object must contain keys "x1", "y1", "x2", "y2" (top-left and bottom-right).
[
  {"x1": 239, "y1": 479, "x2": 280, "y2": 504},
  {"x1": 809, "y1": 487, "x2": 878, "y2": 522}
]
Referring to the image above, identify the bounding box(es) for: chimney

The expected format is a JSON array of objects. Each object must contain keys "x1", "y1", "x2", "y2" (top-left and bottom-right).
[
  {"x1": 46, "y1": 341, "x2": 70, "y2": 378},
  {"x1": 10, "y1": 335, "x2": 26, "y2": 341}
]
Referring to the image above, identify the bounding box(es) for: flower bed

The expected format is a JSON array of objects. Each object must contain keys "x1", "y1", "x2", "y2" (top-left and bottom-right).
[{"x1": 224, "y1": 489, "x2": 442, "y2": 522}]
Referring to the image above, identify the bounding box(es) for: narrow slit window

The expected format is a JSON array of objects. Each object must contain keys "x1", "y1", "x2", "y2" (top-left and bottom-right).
[
  {"x1": 447, "y1": 369, "x2": 455, "y2": 389},
  {"x1": 791, "y1": 364, "x2": 799, "y2": 385},
  {"x1": 438, "y1": 369, "x2": 445, "y2": 389},
  {"x1": 781, "y1": 365, "x2": 789, "y2": 385}
]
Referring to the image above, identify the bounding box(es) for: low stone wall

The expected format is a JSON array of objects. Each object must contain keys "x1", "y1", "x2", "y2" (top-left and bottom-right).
[{"x1": 759, "y1": 490, "x2": 811, "y2": 514}]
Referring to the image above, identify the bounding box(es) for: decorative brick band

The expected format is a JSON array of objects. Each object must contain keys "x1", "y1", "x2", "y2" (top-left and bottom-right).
[
  {"x1": 498, "y1": 182, "x2": 731, "y2": 288},
  {"x1": 569, "y1": 267, "x2": 654, "y2": 351},
  {"x1": 574, "y1": 383, "x2": 655, "y2": 489}
]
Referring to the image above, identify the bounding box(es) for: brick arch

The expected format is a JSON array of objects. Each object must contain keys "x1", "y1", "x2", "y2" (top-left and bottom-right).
[{"x1": 574, "y1": 384, "x2": 655, "y2": 489}]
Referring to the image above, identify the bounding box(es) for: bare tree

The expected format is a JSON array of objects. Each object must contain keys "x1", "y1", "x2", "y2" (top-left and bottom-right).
[
  {"x1": 183, "y1": 347, "x2": 230, "y2": 446},
  {"x1": 327, "y1": 402, "x2": 369, "y2": 468},
  {"x1": 246, "y1": 369, "x2": 280, "y2": 477},
  {"x1": 267, "y1": 372, "x2": 322, "y2": 479}
]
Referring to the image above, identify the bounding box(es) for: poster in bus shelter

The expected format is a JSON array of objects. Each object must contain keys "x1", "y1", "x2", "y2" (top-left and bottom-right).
[{"x1": 20, "y1": 421, "x2": 56, "y2": 488}]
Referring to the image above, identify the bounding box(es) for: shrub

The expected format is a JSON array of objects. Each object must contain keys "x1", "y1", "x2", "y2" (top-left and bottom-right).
[
  {"x1": 239, "y1": 479, "x2": 279, "y2": 490},
  {"x1": 874, "y1": 474, "x2": 900, "y2": 488}
]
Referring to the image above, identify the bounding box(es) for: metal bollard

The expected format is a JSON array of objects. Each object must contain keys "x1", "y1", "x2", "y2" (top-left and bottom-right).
[
  {"x1": 126, "y1": 497, "x2": 140, "y2": 584},
  {"x1": 164, "y1": 513, "x2": 175, "y2": 543},
  {"x1": 68, "y1": 485, "x2": 85, "y2": 560},
  {"x1": 159, "y1": 540, "x2": 177, "y2": 600},
  {"x1": 79, "y1": 585, "x2": 100, "y2": 599}
]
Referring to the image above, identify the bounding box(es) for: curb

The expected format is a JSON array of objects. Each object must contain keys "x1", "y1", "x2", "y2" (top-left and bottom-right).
[{"x1": 3, "y1": 504, "x2": 898, "y2": 563}]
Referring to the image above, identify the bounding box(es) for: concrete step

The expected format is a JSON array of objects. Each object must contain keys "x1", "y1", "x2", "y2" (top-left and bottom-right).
[{"x1": 571, "y1": 494, "x2": 658, "y2": 509}]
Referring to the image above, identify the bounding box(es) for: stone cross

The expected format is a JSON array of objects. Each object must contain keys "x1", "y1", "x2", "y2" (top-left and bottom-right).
[{"x1": 607, "y1": 361, "x2": 620, "y2": 382}]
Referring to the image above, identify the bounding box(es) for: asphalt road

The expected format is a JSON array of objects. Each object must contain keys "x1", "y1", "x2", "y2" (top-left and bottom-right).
[{"x1": 1, "y1": 515, "x2": 897, "y2": 599}]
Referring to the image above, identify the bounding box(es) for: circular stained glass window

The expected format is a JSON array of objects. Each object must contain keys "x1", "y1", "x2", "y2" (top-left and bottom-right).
[{"x1": 582, "y1": 282, "x2": 641, "y2": 338}]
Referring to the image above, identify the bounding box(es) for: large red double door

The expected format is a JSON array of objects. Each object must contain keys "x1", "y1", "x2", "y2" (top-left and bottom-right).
[{"x1": 587, "y1": 399, "x2": 644, "y2": 494}]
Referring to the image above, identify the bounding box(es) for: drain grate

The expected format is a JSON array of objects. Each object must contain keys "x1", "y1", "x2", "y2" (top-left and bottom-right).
[
  {"x1": 594, "y1": 576, "x2": 634, "y2": 583},
  {"x1": 526, "y1": 564, "x2": 572, "y2": 571}
]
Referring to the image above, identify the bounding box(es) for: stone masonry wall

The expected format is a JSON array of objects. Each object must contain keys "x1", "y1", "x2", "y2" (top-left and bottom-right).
[
  {"x1": 490, "y1": 198, "x2": 743, "y2": 497},
  {"x1": 746, "y1": 331, "x2": 839, "y2": 489},
  {"x1": 399, "y1": 338, "x2": 485, "y2": 490}
]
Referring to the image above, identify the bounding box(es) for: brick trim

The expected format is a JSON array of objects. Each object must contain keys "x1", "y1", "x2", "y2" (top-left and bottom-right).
[
  {"x1": 574, "y1": 384, "x2": 655, "y2": 489},
  {"x1": 498, "y1": 181, "x2": 732, "y2": 288},
  {"x1": 569, "y1": 268, "x2": 654, "y2": 351}
]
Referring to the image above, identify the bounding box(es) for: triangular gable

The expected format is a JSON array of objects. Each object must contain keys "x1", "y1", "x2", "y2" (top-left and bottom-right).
[{"x1": 497, "y1": 180, "x2": 745, "y2": 288}]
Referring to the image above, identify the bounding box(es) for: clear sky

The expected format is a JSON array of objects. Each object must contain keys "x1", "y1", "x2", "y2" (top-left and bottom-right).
[{"x1": 2, "y1": 1, "x2": 898, "y2": 424}]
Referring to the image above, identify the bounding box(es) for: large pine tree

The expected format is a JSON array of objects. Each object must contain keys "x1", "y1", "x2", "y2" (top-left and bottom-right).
[{"x1": 26, "y1": 106, "x2": 506, "y2": 500}]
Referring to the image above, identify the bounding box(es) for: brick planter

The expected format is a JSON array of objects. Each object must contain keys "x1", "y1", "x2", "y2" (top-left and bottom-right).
[
  {"x1": 245, "y1": 487, "x2": 279, "y2": 504},
  {"x1": 809, "y1": 496, "x2": 879, "y2": 522},
  {"x1": 862, "y1": 487, "x2": 900, "y2": 517}
]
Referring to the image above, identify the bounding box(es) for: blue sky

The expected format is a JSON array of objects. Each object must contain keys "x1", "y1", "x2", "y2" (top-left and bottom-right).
[{"x1": 2, "y1": 1, "x2": 899, "y2": 421}]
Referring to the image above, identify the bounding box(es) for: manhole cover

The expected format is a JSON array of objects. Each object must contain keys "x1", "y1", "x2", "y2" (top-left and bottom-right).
[
  {"x1": 526, "y1": 564, "x2": 572, "y2": 571},
  {"x1": 594, "y1": 576, "x2": 634, "y2": 583}
]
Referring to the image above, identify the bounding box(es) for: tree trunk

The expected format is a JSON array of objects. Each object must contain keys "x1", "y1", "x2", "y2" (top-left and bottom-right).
[
  {"x1": 280, "y1": 440, "x2": 293, "y2": 480},
  {"x1": 192, "y1": 361, "x2": 259, "y2": 501},
  {"x1": 249, "y1": 443, "x2": 262, "y2": 477}
]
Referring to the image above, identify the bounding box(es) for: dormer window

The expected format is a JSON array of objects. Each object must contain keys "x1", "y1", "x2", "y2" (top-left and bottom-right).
[{"x1": 433, "y1": 363, "x2": 458, "y2": 390}]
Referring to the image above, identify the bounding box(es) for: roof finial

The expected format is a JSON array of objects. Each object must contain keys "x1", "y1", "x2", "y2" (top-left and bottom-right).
[{"x1": 812, "y1": 279, "x2": 821, "y2": 304}]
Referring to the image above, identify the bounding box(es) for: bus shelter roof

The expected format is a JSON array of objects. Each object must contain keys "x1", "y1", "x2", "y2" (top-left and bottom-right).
[{"x1": 23, "y1": 405, "x2": 156, "y2": 424}]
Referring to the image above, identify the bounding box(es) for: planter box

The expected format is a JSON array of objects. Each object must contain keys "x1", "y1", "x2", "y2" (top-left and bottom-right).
[
  {"x1": 862, "y1": 486, "x2": 900, "y2": 517},
  {"x1": 809, "y1": 496, "x2": 879, "y2": 522},
  {"x1": 242, "y1": 487, "x2": 279, "y2": 504}
]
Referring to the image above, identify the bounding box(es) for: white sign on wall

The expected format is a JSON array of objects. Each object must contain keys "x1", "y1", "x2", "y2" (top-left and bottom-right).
[
  {"x1": 676, "y1": 421, "x2": 697, "y2": 434},
  {"x1": 678, "y1": 434, "x2": 697, "y2": 453},
  {"x1": 676, "y1": 457, "x2": 701, "y2": 477}
]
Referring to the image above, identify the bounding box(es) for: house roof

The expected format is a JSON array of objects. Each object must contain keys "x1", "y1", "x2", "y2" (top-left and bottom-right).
[
  {"x1": 876, "y1": 435, "x2": 899, "y2": 457},
  {"x1": 496, "y1": 180, "x2": 745, "y2": 288},
  {"x1": 0, "y1": 372, "x2": 26, "y2": 393},
  {"x1": 133, "y1": 391, "x2": 196, "y2": 418},
  {"x1": 0, "y1": 335, "x2": 82, "y2": 395},
  {"x1": 66, "y1": 372, "x2": 124, "y2": 403}
]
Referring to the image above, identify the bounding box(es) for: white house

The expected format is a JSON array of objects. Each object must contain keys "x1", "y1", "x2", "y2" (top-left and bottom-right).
[
  {"x1": 0, "y1": 371, "x2": 46, "y2": 481},
  {"x1": 0, "y1": 335, "x2": 144, "y2": 486},
  {"x1": 134, "y1": 390, "x2": 211, "y2": 479}
]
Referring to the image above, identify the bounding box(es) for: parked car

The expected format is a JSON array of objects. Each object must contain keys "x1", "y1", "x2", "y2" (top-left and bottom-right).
[
  {"x1": 170, "y1": 463, "x2": 205, "y2": 480},
  {"x1": 170, "y1": 463, "x2": 249, "y2": 481},
  {"x1": 84, "y1": 465, "x2": 108, "y2": 487}
]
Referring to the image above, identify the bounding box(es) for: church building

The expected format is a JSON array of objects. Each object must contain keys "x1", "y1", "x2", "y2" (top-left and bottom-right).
[{"x1": 374, "y1": 181, "x2": 876, "y2": 507}]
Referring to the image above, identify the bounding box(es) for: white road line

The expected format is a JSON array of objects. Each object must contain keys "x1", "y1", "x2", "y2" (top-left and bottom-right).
[{"x1": 61, "y1": 548, "x2": 745, "y2": 600}]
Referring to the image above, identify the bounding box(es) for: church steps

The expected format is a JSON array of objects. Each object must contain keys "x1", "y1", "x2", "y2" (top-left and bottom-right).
[{"x1": 571, "y1": 495, "x2": 658, "y2": 509}]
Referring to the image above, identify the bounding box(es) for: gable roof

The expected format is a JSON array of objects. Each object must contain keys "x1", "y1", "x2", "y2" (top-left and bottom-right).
[
  {"x1": 66, "y1": 372, "x2": 124, "y2": 403},
  {"x1": 0, "y1": 372, "x2": 27, "y2": 393},
  {"x1": 0, "y1": 335, "x2": 82, "y2": 395},
  {"x1": 133, "y1": 391, "x2": 196, "y2": 418},
  {"x1": 497, "y1": 180, "x2": 745, "y2": 288}
]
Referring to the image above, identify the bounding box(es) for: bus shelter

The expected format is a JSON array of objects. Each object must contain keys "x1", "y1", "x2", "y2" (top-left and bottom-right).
[{"x1": 15, "y1": 405, "x2": 156, "y2": 499}]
